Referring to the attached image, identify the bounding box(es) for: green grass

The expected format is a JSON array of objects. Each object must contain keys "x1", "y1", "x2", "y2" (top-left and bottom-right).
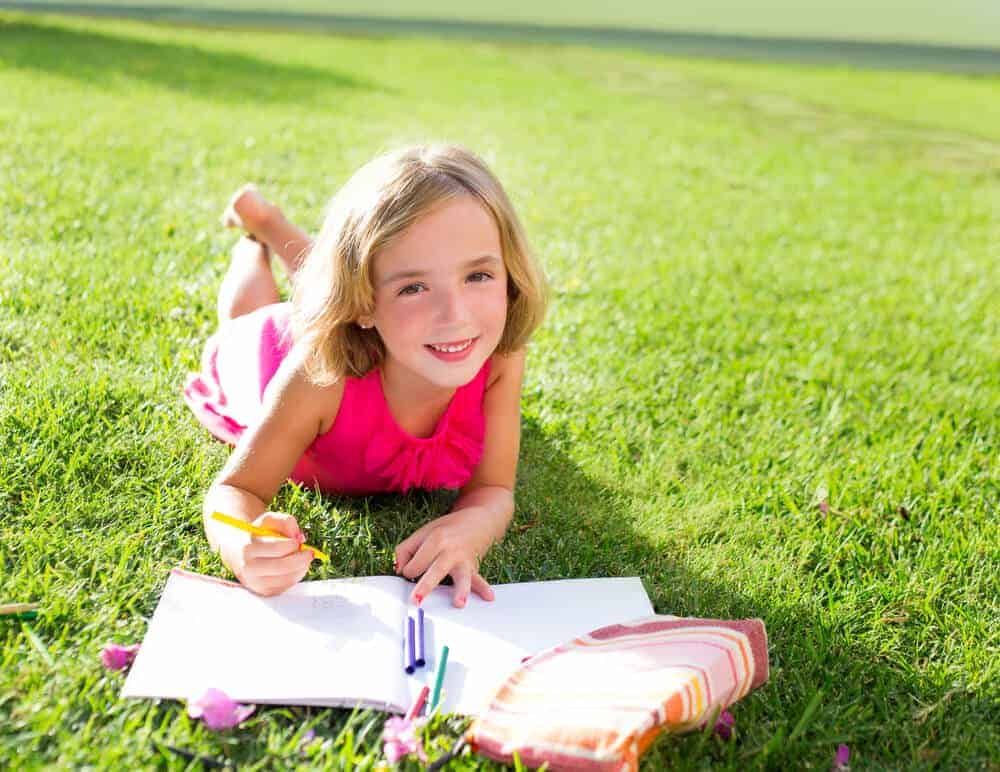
[
  {"x1": 1, "y1": 11, "x2": 998, "y2": 770},
  {"x1": 11, "y1": 0, "x2": 1000, "y2": 47}
]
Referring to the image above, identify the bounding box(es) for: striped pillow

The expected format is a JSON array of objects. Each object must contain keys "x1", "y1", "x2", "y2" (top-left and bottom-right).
[{"x1": 467, "y1": 616, "x2": 769, "y2": 771}]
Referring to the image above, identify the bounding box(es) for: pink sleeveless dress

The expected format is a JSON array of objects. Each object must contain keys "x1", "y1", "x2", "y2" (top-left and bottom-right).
[{"x1": 182, "y1": 302, "x2": 489, "y2": 495}]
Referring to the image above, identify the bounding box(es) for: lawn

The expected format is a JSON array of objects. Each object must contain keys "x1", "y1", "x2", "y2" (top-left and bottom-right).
[
  {"x1": 9, "y1": 0, "x2": 1000, "y2": 47},
  {"x1": 1, "y1": 10, "x2": 998, "y2": 770}
]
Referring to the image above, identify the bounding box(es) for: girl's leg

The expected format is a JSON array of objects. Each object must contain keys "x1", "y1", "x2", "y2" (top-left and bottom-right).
[
  {"x1": 217, "y1": 237, "x2": 280, "y2": 324},
  {"x1": 222, "y1": 185, "x2": 314, "y2": 280}
]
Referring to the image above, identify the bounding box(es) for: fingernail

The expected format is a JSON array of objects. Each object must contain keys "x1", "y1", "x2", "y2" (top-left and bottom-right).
[{"x1": 414, "y1": 593, "x2": 423, "y2": 606}]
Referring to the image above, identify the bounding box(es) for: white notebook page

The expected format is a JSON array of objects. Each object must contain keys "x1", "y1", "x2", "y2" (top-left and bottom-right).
[
  {"x1": 124, "y1": 572, "x2": 411, "y2": 711},
  {"x1": 411, "y1": 577, "x2": 655, "y2": 715}
]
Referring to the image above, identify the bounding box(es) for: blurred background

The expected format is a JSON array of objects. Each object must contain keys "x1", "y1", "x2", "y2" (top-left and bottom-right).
[{"x1": 2, "y1": 0, "x2": 998, "y2": 70}]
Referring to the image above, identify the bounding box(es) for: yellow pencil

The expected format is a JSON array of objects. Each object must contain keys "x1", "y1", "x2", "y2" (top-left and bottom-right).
[{"x1": 210, "y1": 512, "x2": 329, "y2": 562}]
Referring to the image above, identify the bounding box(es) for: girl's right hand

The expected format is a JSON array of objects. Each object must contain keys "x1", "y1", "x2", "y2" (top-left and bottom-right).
[{"x1": 227, "y1": 512, "x2": 314, "y2": 596}]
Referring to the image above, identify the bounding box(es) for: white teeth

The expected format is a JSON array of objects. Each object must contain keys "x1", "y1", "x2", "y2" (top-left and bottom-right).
[{"x1": 429, "y1": 339, "x2": 472, "y2": 353}]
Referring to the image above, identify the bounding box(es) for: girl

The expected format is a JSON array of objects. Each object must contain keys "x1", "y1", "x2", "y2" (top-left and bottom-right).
[{"x1": 184, "y1": 144, "x2": 548, "y2": 608}]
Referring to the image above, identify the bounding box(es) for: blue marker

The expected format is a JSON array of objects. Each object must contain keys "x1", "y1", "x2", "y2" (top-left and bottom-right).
[
  {"x1": 403, "y1": 616, "x2": 414, "y2": 675},
  {"x1": 416, "y1": 607, "x2": 426, "y2": 667},
  {"x1": 406, "y1": 615, "x2": 417, "y2": 674}
]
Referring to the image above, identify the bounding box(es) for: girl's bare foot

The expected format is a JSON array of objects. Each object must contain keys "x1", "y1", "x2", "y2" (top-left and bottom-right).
[
  {"x1": 220, "y1": 185, "x2": 313, "y2": 281},
  {"x1": 221, "y1": 184, "x2": 279, "y2": 241}
]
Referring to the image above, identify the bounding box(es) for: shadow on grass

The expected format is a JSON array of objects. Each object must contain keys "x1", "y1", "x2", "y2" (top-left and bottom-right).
[
  {"x1": 3, "y1": 2, "x2": 1000, "y2": 74},
  {"x1": 302, "y1": 417, "x2": 996, "y2": 768},
  {"x1": 0, "y1": 16, "x2": 381, "y2": 105}
]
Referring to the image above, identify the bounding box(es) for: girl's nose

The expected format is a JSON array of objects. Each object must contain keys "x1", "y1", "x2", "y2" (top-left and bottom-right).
[{"x1": 435, "y1": 287, "x2": 468, "y2": 324}]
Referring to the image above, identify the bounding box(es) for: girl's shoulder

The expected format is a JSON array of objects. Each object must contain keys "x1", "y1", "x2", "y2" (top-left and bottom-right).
[
  {"x1": 486, "y1": 348, "x2": 527, "y2": 391},
  {"x1": 263, "y1": 342, "x2": 347, "y2": 437}
]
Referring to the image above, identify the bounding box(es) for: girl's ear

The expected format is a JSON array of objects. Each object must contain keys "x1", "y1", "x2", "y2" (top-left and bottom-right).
[{"x1": 357, "y1": 315, "x2": 374, "y2": 329}]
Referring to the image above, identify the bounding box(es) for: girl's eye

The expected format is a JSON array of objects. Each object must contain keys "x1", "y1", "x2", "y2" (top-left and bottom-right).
[{"x1": 398, "y1": 273, "x2": 492, "y2": 295}]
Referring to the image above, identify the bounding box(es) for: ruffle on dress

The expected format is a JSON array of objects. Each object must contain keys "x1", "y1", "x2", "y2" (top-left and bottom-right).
[{"x1": 362, "y1": 379, "x2": 486, "y2": 493}]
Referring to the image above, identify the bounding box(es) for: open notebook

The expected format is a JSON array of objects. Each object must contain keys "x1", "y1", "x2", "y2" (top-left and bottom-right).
[{"x1": 123, "y1": 569, "x2": 654, "y2": 716}]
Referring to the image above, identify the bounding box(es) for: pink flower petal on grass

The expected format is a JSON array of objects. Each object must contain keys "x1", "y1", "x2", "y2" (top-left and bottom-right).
[
  {"x1": 819, "y1": 499, "x2": 830, "y2": 515},
  {"x1": 101, "y1": 643, "x2": 140, "y2": 671},
  {"x1": 187, "y1": 688, "x2": 255, "y2": 731},
  {"x1": 699, "y1": 709, "x2": 735, "y2": 741},
  {"x1": 382, "y1": 716, "x2": 427, "y2": 763},
  {"x1": 714, "y1": 710, "x2": 736, "y2": 741},
  {"x1": 299, "y1": 728, "x2": 318, "y2": 754},
  {"x1": 832, "y1": 743, "x2": 850, "y2": 770}
]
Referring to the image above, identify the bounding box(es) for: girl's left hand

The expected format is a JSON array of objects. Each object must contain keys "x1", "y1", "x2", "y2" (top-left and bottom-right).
[{"x1": 394, "y1": 508, "x2": 498, "y2": 608}]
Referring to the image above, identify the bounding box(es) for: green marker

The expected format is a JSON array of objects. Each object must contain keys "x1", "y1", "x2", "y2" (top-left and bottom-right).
[
  {"x1": 1, "y1": 603, "x2": 39, "y2": 622},
  {"x1": 3, "y1": 611, "x2": 38, "y2": 621},
  {"x1": 430, "y1": 645, "x2": 450, "y2": 711}
]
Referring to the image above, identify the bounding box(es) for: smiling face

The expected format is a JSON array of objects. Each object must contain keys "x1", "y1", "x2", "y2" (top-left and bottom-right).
[{"x1": 365, "y1": 194, "x2": 508, "y2": 390}]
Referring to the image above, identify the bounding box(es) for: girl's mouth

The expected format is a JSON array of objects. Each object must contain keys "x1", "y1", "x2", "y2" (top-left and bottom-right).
[{"x1": 425, "y1": 337, "x2": 477, "y2": 362}]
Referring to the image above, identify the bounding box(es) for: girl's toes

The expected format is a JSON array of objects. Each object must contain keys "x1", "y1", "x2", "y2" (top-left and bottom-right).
[
  {"x1": 220, "y1": 207, "x2": 243, "y2": 229},
  {"x1": 220, "y1": 183, "x2": 259, "y2": 231}
]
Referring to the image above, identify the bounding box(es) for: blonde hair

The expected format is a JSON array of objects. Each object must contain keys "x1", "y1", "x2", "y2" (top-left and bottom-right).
[{"x1": 291, "y1": 144, "x2": 548, "y2": 384}]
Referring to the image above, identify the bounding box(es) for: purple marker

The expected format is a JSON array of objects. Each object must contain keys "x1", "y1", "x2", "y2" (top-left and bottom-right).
[
  {"x1": 403, "y1": 617, "x2": 414, "y2": 675},
  {"x1": 416, "y1": 607, "x2": 426, "y2": 667},
  {"x1": 407, "y1": 615, "x2": 417, "y2": 674}
]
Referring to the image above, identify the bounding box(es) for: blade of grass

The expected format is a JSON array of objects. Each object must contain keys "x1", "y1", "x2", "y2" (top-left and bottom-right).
[
  {"x1": 789, "y1": 689, "x2": 825, "y2": 742},
  {"x1": 20, "y1": 622, "x2": 54, "y2": 668}
]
